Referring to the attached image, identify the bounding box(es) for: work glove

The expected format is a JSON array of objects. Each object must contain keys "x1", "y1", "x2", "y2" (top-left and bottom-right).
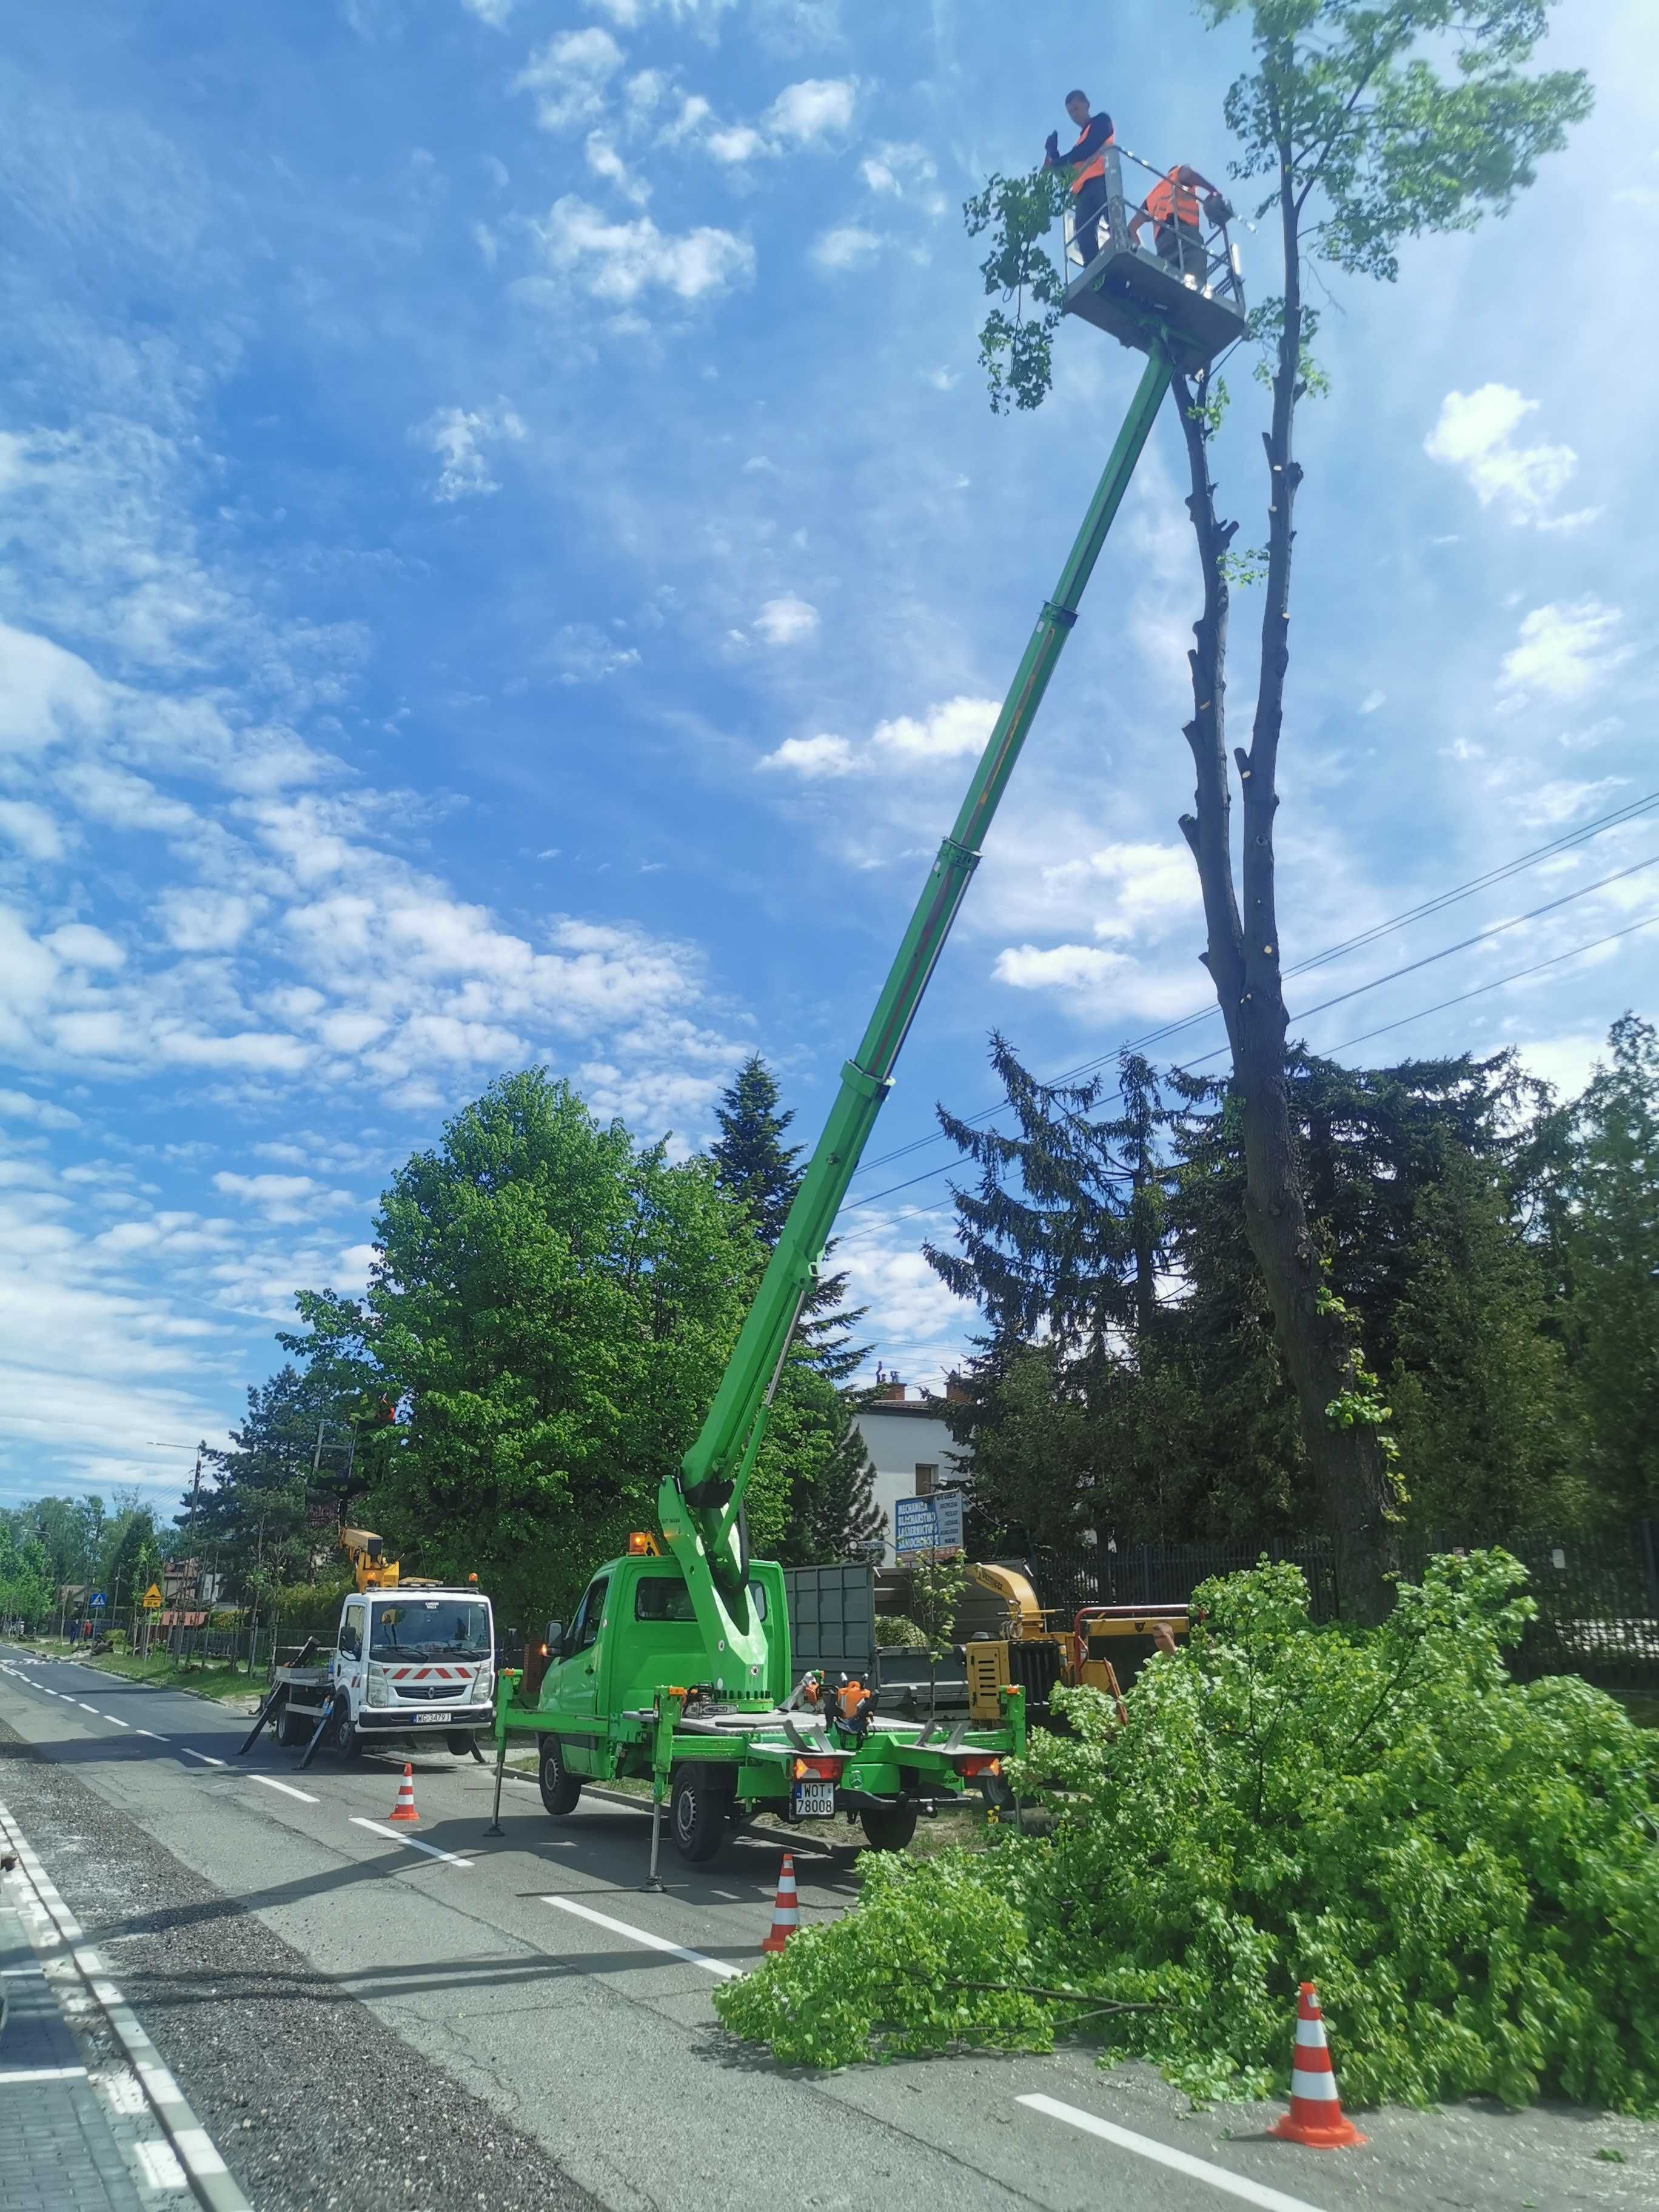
[
  {"x1": 1204, "y1": 192, "x2": 1234, "y2": 224},
  {"x1": 1044, "y1": 130, "x2": 1059, "y2": 165}
]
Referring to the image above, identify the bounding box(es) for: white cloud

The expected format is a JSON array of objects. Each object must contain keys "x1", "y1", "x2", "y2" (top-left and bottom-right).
[
  {"x1": 706, "y1": 124, "x2": 771, "y2": 164},
  {"x1": 1065, "y1": 841, "x2": 1203, "y2": 941},
  {"x1": 156, "y1": 888, "x2": 258, "y2": 952},
  {"x1": 859, "y1": 142, "x2": 937, "y2": 196},
  {"x1": 461, "y1": 0, "x2": 515, "y2": 24},
  {"x1": 993, "y1": 942, "x2": 1131, "y2": 993},
  {"x1": 764, "y1": 78, "x2": 855, "y2": 143},
  {"x1": 585, "y1": 129, "x2": 651, "y2": 206},
  {"x1": 756, "y1": 732, "x2": 854, "y2": 777},
  {"x1": 513, "y1": 28, "x2": 625, "y2": 133},
  {"x1": 212, "y1": 1170, "x2": 346, "y2": 1222},
  {"x1": 47, "y1": 922, "x2": 126, "y2": 970},
  {"x1": 874, "y1": 695, "x2": 997, "y2": 760},
  {"x1": 0, "y1": 622, "x2": 112, "y2": 757},
  {"x1": 414, "y1": 401, "x2": 526, "y2": 503},
  {"x1": 1359, "y1": 689, "x2": 1386, "y2": 715},
  {"x1": 1514, "y1": 777, "x2": 1629, "y2": 830},
  {"x1": 754, "y1": 594, "x2": 820, "y2": 645},
  {"x1": 1499, "y1": 600, "x2": 1626, "y2": 702},
  {"x1": 811, "y1": 224, "x2": 882, "y2": 272},
  {"x1": 0, "y1": 1089, "x2": 79, "y2": 1131},
  {"x1": 530, "y1": 196, "x2": 754, "y2": 304},
  {"x1": 1424, "y1": 385, "x2": 1579, "y2": 523},
  {"x1": 0, "y1": 797, "x2": 67, "y2": 860},
  {"x1": 552, "y1": 622, "x2": 642, "y2": 682}
]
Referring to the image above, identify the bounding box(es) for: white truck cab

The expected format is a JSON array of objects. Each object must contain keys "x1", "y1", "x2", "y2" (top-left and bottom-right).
[{"x1": 272, "y1": 1585, "x2": 496, "y2": 1758}]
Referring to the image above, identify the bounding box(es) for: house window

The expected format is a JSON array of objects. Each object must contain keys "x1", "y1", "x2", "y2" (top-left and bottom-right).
[{"x1": 914, "y1": 1463, "x2": 937, "y2": 1497}]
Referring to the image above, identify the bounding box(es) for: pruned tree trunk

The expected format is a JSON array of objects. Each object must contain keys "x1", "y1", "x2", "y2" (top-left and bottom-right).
[{"x1": 1171, "y1": 304, "x2": 1397, "y2": 1623}]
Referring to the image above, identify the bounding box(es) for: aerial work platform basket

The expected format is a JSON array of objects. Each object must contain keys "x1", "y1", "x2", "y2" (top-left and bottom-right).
[{"x1": 1061, "y1": 145, "x2": 1247, "y2": 375}]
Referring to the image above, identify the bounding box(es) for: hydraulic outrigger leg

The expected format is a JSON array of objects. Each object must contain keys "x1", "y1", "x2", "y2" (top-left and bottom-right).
[{"x1": 658, "y1": 342, "x2": 1175, "y2": 1644}]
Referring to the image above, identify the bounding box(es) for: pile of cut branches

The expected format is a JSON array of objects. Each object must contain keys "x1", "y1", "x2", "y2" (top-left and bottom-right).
[{"x1": 715, "y1": 1554, "x2": 1659, "y2": 2110}]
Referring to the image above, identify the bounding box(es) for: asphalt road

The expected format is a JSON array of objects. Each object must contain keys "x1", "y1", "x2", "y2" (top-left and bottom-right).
[{"x1": 2, "y1": 1646, "x2": 1654, "y2": 2212}]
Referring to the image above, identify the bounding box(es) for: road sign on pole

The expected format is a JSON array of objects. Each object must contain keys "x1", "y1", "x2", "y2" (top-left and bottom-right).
[
  {"x1": 142, "y1": 1584, "x2": 163, "y2": 1610},
  {"x1": 893, "y1": 1491, "x2": 965, "y2": 1554},
  {"x1": 90, "y1": 1592, "x2": 106, "y2": 1608}
]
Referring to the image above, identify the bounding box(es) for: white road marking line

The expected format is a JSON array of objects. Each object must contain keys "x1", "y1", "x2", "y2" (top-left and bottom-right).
[
  {"x1": 102, "y1": 1714, "x2": 131, "y2": 1728},
  {"x1": 0, "y1": 2063, "x2": 90, "y2": 2084},
  {"x1": 135, "y1": 1728, "x2": 167, "y2": 1741},
  {"x1": 1016, "y1": 2094, "x2": 1332, "y2": 2212},
  {"x1": 350, "y1": 1816, "x2": 474, "y2": 1868},
  {"x1": 77, "y1": 1701, "x2": 100, "y2": 1712},
  {"x1": 181, "y1": 1748, "x2": 227, "y2": 1767},
  {"x1": 540, "y1": 1892, "x2": 743, "y2": 1979},
  {"x1": 250, "y1": 1774, "x2": 318, "y2": 1805}
]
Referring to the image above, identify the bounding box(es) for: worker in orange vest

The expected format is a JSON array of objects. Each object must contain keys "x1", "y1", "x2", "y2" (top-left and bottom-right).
[
  {"x1": 1128, "y1": 163, "x2": 1227, "y2": 284},
  {"x1": 1043, "y1": 89, "x2": 1115, "y2": 267}
]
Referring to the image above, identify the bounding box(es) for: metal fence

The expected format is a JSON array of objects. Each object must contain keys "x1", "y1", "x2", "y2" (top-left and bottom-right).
[{"x1": 1022, "y1": 1523, "x2": 1659, "y2": 1698}]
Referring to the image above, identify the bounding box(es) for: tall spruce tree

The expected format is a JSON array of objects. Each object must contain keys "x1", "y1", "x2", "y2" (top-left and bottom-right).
[
  {"x1": 709, "y1": 1053, "x2": 879, "y2": 1558},
  {"x1": 1545, "y1": 1014, "x2": 1659, "y2": 1523}
]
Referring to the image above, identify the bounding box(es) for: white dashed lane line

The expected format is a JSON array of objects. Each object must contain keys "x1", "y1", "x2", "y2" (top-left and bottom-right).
[
  {"x1": 135, "y1": 1728, "x2": 167, "y2": 1741},
  {"x1": 102, "y1": 1715, "x2": 130, "y2": 1728},
  {"x1": 350, "y1": 1816, "x2": 474, "y2": 1868},
  {"x1": 251, "y1": 1775, "x2": 318, "y2": 1805},
  {"x1": 540, "y1": 1892, "x2": 742, "y2": 1979},
  {"x1": 180, "y1": 1748, "x2": 227, "y2": 1768},
  {"x1": 1016, "y1": 2094, "x2": 1331, "y2": 2212}
]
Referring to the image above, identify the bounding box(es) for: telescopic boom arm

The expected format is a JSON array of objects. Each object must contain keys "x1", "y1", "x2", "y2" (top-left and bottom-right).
[{"x1": 659, "y1": 345, "x2": 1173, "y2": 1629}]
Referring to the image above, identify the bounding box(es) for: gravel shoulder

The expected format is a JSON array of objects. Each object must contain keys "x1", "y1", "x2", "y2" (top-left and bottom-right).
[{"x1": 0, "y1": 1715, "x2": 598, "y2": 2212}]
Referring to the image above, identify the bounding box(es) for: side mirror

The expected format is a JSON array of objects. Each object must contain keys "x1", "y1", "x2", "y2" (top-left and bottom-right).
[{"x1": 544, "y1": 1621, "x2": 564, "y2": 1657}]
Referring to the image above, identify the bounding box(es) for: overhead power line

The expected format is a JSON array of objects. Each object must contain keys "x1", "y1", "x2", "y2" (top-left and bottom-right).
[
  {"x1": 831, "y1": 903, "x2": 1659, "y2": 1252},
  {"x1": 840, "y1": 783, "x2": 1659, "y2": 1198}
]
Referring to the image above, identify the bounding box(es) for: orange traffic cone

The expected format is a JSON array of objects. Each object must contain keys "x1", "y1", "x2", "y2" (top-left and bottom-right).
[
  {"x1": 1269, "y1": 1983, "x2": 1366, "y2": 2149},
  {"x1": 387, "y1": 1763, "x2": 419, "y2": 1824},
  {"x1": 760, "y1": 1852, "x2": 800, "y2": 1954}
]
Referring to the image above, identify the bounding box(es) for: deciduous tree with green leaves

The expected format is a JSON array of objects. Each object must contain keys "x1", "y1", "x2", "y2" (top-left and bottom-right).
[{"x1": 966, "y1": 3, "x2": 1590, "y2": 1616}]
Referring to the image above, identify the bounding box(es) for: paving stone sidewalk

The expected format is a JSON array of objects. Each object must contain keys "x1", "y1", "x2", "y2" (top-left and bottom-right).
[{"x1": 0, "y1": 1880, "x2": 144, "y2": 2211}]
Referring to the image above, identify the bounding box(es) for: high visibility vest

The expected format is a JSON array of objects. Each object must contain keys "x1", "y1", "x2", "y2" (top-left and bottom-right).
[
  {"x1": 1068, "y1": 119, "x2": 1113, "y2": 194},
  {"x1": 1145, "y1": 168, "x2": 1200, "y2": 227}
]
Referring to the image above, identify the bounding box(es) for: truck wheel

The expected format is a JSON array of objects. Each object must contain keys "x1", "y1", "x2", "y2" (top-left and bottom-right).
[
  {"x1": 334, "y1": 1707, "x2": 364, "y2": 1760},
  {"x1": 670, "y1": 1766, "x2": 728, "y2": 1863},
  {"x1": 275, "y1": 1705, "x2": 307, "y2": 1749},
  {"x1": 539, "y1": 1737, "x2": 582, "y2": 1816},
  {"x1": 859, "y1": 1800, "x2": 919, "y2": 1852},
  {"x1": 444, "y1": 1732, "x2": 473, "y2": 1757}
]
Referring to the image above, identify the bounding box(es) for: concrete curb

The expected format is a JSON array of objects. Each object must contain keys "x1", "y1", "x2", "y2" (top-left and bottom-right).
[{"x1": 0, "y1": 1794, "x2": 252, "y2": 2212}]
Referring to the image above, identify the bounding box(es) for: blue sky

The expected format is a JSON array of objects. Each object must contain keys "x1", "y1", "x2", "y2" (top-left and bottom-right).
[{"x1": 1, "y1": 0, "x2": 1654, "y2": 1512}]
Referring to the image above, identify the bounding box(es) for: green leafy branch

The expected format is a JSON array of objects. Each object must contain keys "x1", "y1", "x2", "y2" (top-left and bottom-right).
[{"x1": 963, "y1": 167, "x2": 1072, "y2": 414}]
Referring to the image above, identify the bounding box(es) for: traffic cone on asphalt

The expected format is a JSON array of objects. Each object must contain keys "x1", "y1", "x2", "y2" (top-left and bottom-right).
[
  {"x1": 760, "y1": 1852, "x2": 800, "y2": 1954},
  {"x1": 387, "y1": 1763, "x2": 419, "y2": 1824},
  {"x1": 1269, "y1": 1983, "x2": 1366, "y2": 2149}
]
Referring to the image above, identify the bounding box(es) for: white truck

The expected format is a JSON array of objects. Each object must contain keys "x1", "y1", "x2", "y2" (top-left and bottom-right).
[{"x1": 243, "y1": 1583, "x2": 497, "y2": 1765}]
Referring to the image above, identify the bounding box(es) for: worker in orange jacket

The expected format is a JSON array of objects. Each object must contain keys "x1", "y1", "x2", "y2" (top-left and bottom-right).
[
  {"x1": 1043, "y1": 89, "x2": 1115, "y2": 266},
  {"x1": 1128, "y1": 162, "x2": 1227, "y2": 284}
]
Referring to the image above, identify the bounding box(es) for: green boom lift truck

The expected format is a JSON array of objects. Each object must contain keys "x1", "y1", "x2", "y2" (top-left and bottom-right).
[{"x1": 487, "y1": 151, "x2": 1247, "y2": 1871}]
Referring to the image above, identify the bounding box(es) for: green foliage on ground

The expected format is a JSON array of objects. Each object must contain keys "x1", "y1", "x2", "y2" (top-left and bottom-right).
[
  {"x1": 715, "y1": 1553, "x2": 1659, "y2": 2112},
  {"x1": 874, "y1": 1614, "x2": 928, "y2": 1650}
]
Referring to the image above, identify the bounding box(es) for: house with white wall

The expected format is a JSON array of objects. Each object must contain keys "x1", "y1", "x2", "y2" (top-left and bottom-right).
[{"x1": 853, "y1": 1376, "x2": 973, "y2": 1563}]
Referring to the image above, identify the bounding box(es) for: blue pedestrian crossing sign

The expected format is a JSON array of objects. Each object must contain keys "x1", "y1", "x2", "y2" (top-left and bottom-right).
[{"x1": 90, "y1": 1592, "x2": 106, "y2": 1608}]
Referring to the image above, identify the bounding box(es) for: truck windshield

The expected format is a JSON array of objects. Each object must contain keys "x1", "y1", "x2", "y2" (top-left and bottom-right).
[{"x1": 370, "y1": 1600, "x2": 491, "y2": 1661}]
